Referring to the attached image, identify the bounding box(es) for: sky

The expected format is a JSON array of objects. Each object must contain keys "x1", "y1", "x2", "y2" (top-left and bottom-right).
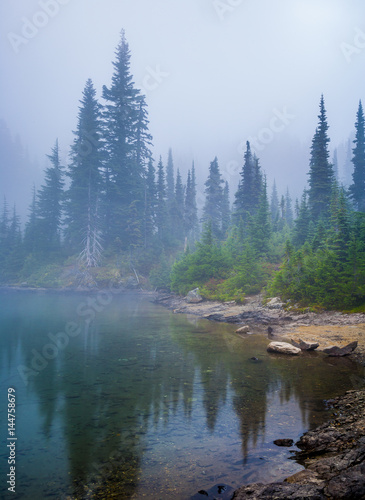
[{"x1": 1, "y1": 0, "x2": 365, "y2": 217}]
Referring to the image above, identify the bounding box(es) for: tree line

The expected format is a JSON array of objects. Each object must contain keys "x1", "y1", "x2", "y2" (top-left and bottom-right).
[{"x1": 1, "y1": 31, "x2": 365, "y2": 309}]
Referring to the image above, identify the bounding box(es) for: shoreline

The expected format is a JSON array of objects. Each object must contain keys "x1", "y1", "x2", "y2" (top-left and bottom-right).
[
  {"x1": 232, "y1": 388, "x2": 365, "y2": 499},
  {"x1": 153, "y1": 291, "x2": 365, "y2": 365}
]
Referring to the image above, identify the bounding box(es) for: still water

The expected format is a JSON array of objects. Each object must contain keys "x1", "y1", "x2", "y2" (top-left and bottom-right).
[{"x1": 0, "y1": 290, "x2": 363, "y2": 499}]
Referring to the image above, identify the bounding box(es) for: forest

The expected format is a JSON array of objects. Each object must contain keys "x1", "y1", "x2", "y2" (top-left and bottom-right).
[{"x1": 1, "y1": 31, "x2": 365, "y2": 311}]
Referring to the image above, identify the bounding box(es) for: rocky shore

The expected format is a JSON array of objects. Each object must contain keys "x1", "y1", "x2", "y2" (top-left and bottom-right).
[
  {"x1": 153, "y1": 292, "x2": 365, "y2": 364},
  {"x1": 153, "y1": 292, "x2": 365, "y2": 498},
  {"x1": 232, "y1": 389, "x2": 365, "y2": 499}
]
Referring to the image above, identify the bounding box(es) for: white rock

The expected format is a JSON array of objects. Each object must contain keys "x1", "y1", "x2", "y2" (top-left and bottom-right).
[
  {"x1": 266, "y1": 297, "x2": 284, "y2": 309},
  {"x1": 267, "y1": 341, "x2": 301, "y2": 355},
  {"x1": 236, "y1": 325, "x2": 250, "y2": 334}
]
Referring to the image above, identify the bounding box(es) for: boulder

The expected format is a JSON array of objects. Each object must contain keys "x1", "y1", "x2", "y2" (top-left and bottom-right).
[
  {"x1": 186, "y1": 288, "x2": 203, "y2": 303},
  {"x1": 266, "y1": 297, "x2": 285, "y2": 309},
  {"x1": 274, "y1": 438, "x2": 294, "y2": 447},
  {"x1": 235, "y1": 325, "x2": 250, "y2": 334},
  {"x1": 292, "y1": 338, "x2": 319, "y2": 351},
  {"x1": 267, "y1": 341, "x2": 301, "y2": 355},
  {"x1": 322, "y1": 341, "x2": 358, "y2": 357}
]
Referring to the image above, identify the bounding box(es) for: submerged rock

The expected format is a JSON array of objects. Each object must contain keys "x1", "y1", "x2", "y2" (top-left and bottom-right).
[
  {"x1": 186, "y1": 288, "x2": 203, "y2": 303},
  {"x1": 267, "y1": 341, "x2": 301, "y2": 355},
  {"x1": 236, "y1": 325, "x2": 250, "y2": 333},
  {"x1": 322, "y1": 341, "x2": 358, "y2": 356},
  {"x1": 274, "y1": 438, "x2": 294, "y2": 447}
]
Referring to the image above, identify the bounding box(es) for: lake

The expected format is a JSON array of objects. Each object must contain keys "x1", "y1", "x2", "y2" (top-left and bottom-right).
[{"x1": 0, "y1": 290, "x2": 362, "y2": 499}]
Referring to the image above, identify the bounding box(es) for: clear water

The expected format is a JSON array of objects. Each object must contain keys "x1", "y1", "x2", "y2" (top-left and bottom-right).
[{"x1": 0, "y1": 290, "x2": 363, "y2": 499}]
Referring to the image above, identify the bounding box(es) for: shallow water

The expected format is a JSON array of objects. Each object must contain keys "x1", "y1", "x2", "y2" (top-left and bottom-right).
[{"x1": 0, "y1": 290, "x2": 363, "y2": 499}]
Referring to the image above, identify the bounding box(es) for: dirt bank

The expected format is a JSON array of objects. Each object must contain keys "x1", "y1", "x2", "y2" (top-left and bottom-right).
[{"x1": 153, "y1": 292, "x2": 365, "y2": 364}]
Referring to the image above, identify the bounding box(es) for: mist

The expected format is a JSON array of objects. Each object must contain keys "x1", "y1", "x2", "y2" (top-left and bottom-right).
[{"x1": 1, "y1": 0, "x2": 364, "y2": 217}]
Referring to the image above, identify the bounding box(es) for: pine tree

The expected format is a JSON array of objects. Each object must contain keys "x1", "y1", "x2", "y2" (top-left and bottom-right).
[
  {"x1": 24, "y1": 184, "x2": 39, "y2": 253},
  {"x1": 307, "y1": 95, "x2": 334, "y2": 221},
  {"x1": 233, "y1": 141, "x2": 263, "y2": 225},
  {"x1": 2, "y1": 205, "x2": 23, "y2": 281},
  {"x1": 329, "y1": 184, "x2": 350, "y2": 262},
  {"x1": 102, "y1": 30, "x2": 150, "y2": 247},
  {"x1": 155, "y1": 156, "x2": 168, "y2": 244},
  {"x1": 202, "y1": 157, "x2": 224, "y2": 240},
  {"x1": 342, "y1": 138, "x2": 353, "y2": 187},
  {"x1": 349, "y1": 100, "x2": 365, "y2": 212},
  {"x1": 250, "y1": 177, "x2": 271, "y2": 254},
  {"x1": 285, "y1": 188, "x2": 294, "y2": 227},
  {"x1": 37, "y1": 140, "x2": 64, "y2": 252},
  {"x1": 270, "y1": 180, "x2": 280, "y2": 228},
  {"x1": 221, "y1": 180, "x2": 231, "y2": 237},
  {"x1": 144, "y1": 158, "x2": 157, "y2": 247},
  {"x1": 332, "y1": 148, "x2": 339, "y2": 181},
  {"x1": 171, "y1": 168, "x2": 185, "y2": 243},
  {"x1": 65, "y1": 79, "x2": 104, "y2": 266},
  {"x1": 184, "y1": 163, "x2": 199, "y2": 243},
  {"x1": 166, "y1": 148, "x2": 175, "y2": 214},
  {"x1": 293, "y1": 191, "x2": 311, "y2": 247}
]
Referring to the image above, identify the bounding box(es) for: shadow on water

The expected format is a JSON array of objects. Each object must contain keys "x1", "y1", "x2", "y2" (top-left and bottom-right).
[{"x1": 0, "y1": 291, "x2": 363, "y2": 499}]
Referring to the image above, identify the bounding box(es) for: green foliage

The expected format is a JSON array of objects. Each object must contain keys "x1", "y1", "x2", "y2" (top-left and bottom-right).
[
  {"x1": 149, "y1": 252, "x2": 172, "y2": 290},
  {"x1": 170, "y1": 234, "x2": 230, "y2": 295}
]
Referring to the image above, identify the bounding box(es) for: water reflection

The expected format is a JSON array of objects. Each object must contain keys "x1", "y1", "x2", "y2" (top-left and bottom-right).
[{"x1": 0, "y1": 290, "x2": 363, "y2": 499}]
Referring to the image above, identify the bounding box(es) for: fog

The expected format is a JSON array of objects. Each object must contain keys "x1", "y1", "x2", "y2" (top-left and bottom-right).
[{"x1": 1, "y1": 0, "x2": 364, "y2": 218}]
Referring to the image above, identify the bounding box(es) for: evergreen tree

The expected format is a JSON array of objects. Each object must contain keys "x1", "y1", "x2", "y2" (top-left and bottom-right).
[
  {"x1": 102, "y1": 30, "x2": 150, "y2": 247},
  {"x1": 332, "y1": 148, "x2": 339, "y2": 181},
  {"x1": 155, "y1": 156, "x2": 168, "y2": 244},
  {"x1": 64, "y1": 79, "x2": 104, "y2": 266},
  {"x1": 307, "y1": 95, "x2": 334, "y2": 221},
  {"x1": 221, "y1": 180, "x2": 231, "y2": 237},
  {"x1": 143, "y1": 158, "x2": 157, "y2": 247},
  {"x1": 37, "y1": 140, "x2": 64, "y2": 252},
  {"x1": 134, "y1": 94, "x2": 153, "y2": 171},
  {"x1": 0, "y1": 197, "x2": 9, "y2": 243},
  {"x1": 171, "y1": 168, "x2": 185, "y2": 243},
  {"x1": 184, "y1": 163, "x2": 199, "y2": 243},
  {"x1": 293, "y1": 191, "x2": 310, "y2": 246},
  {"x1": 349, "y1": 100, "x2": 365, "y2": 212},
  {"x1": 250, "y1": 177, "x2": 271, "y2": 254},
  {"x1": 270, "y1": 180, "x2": 280, "y2": 228},
  {"x1": 166, "y1": 148, "x2": 175, "y2": 213},
  {"x1": 285, "y1": 188, "x2": 294, "y2": 227},
  {"x1": 234, "y1": 141, "x2": 263, "y2": 225},
  {"x1": 202, "y1": 157, "x2": 224, "y2": 240},
  {"x1": 24, "y1": 184, "x2": 39, "y2": 253},
  {"x1": 329, "y1": 184, "x2": 351, "y2": 263},
  {"x1": 0, "y1": 205, "x2": 23, "y2": 281},
  {"x1": 342, "y1": 138, "x2": 353, "y2": 187}
]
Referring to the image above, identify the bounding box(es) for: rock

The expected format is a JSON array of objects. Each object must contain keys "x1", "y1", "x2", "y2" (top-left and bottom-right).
[
  {"x1": 236, "y1": 325, "x2": 250, "y2": 334},
  {"x1": 231, "y1": 482, "x2": 325, "y2": 499},
  {"x1": 186, "y1": 288, "x2": 203, "y2": 303},
  {"x1": 322, "y1": 341, "x2": 358, "y2": 356},
  {"x1": 266, "y1": 297, "x2": 285, "y2": 309},
  {"x1": 274, "y1": 438, "x2": 294, "y2": 447},
  {"x1": 267, "y1": 341, "x2": 301, "y2": 355},
  {"x1": 291, "y1": 338, "x2": 320, "y2": 351}
]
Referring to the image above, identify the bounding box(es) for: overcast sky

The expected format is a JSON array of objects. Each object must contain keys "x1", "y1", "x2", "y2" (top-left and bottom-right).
[{"x1": 1, "y1": 0, "x2": 365, "y2": 212}]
